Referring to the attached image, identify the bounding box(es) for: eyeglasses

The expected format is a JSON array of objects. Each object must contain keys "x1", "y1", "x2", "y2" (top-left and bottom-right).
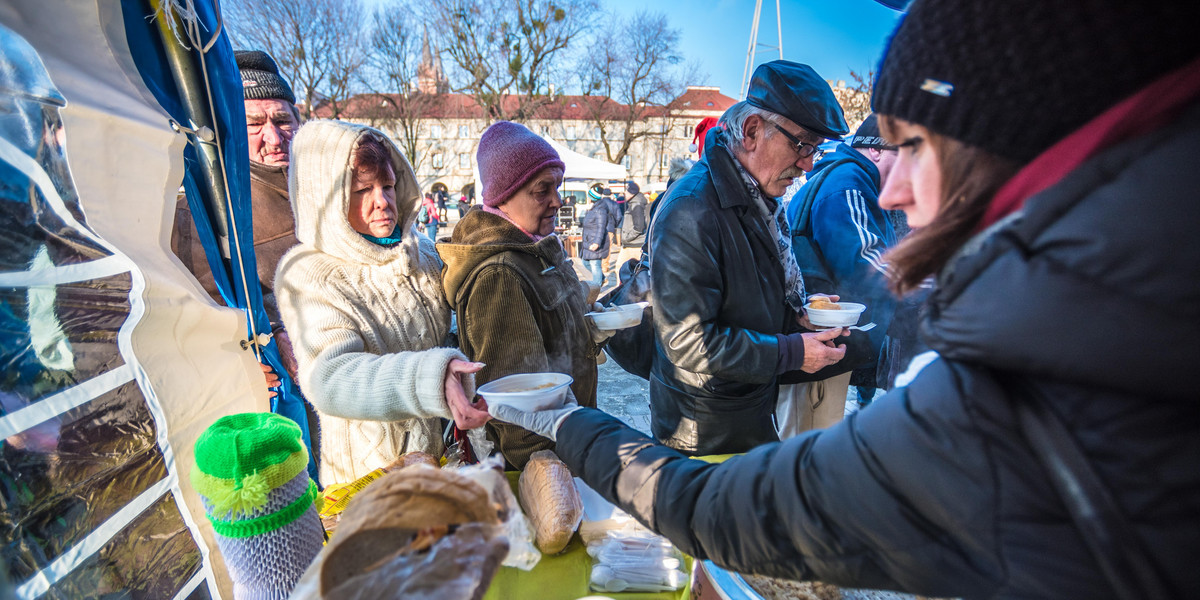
[{"x1": 770, "y1": 122, "x2": 824, "y2": 162}]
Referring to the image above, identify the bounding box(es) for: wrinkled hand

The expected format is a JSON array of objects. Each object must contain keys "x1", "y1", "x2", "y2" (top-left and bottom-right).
[
  {"x1": 487, "y1": 394, "x2": 584, "y2": 442},
  {"x1": 797, "y1": 293, "x2": 840, "y2": 330},
  {"x1": 445, "y1": 360, "x2": 490, "y2": 430},
  {"x1": 800, "y1": 327, "x2": 849, "y2": 373},
  {"x1": 586, "y1": 302, "x2": 618, "y2": 344},
  {"x1": 259, "y1": 362, "x2": 280, "y2": 399}
]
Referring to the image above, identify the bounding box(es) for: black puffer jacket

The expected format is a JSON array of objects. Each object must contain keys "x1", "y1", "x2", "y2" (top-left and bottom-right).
[
  {"x1": 556, "y1": 105, "x2": 1200, "y2": 598},
  {"x1": 647, "y1": 131, "x2": 824, "y2": 456}
]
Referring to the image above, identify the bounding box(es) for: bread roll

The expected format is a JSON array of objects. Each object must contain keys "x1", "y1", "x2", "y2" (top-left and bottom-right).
[
  {"x1": 385, "y1": 451, "x2": 440, "y2": 471},
  {"x1": 320, "y1": 468, "x2": 498, "y2": 595},
  {"x1": 518, "y1": 450, "x2": 583, "y2": 554}
]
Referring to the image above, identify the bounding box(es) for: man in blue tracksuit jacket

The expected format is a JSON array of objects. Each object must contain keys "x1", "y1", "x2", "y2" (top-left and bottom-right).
[{"x1": 785, "y1": 115, "x2": 900, "y2": 415}]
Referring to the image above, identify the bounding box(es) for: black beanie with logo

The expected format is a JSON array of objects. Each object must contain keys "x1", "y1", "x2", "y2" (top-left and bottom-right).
[
  {"x1": 872, "y1": 0, "x2": 1200, "y2": 163},
  {"x1": 235, "y1": 50, "x2": 296, "y2": 105}
]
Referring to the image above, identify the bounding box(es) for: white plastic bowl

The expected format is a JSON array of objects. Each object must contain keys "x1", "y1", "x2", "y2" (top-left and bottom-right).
[
  {"x1": 476, "y1": 373, "x2": 574, "y2": 411},
  {"x1": 585, "y1": 302, "x2": 649, "y2": 331},
  {"x1": 804, "y1": 301, "x2": 866, "y2": 328}
]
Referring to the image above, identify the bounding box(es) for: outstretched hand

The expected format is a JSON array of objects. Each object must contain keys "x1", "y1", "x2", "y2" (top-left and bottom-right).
[
  {"x1": 487, "y1": 392, "x2": 584, "y2": 442},
  {"x1": 445, "y1": 359, "x2": 490, "y2": 430},
  {"x1": 800, "y1": 327, "x2": 849, "y2": 373},
  {"x1": 585, "y1": 302, "x2": 620, "y2": 345}
]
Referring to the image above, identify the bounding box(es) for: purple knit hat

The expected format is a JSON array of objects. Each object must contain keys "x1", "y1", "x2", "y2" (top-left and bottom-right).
[{"x1": 477, "y1": 121, "x2": 565, "y2": 207}]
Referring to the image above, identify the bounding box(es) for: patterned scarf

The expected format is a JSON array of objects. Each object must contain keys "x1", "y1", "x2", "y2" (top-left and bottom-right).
[{"x1": 732, "y1": 158, "x2": 806, "y2": 313}]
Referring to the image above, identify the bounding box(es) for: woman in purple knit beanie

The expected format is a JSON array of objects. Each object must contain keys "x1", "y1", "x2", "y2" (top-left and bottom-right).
[{"x1": 436, "y1": 121, "x2": 612, "y2": 470}]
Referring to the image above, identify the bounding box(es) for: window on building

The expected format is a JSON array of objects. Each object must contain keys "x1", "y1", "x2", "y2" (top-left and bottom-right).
[
  {"x1": 432, "y1": 152, "x2": 444, "y2": 168},
  {"x1": 593, "y1": 127, "x2": 601, "y2": 139},
  {"x1": 458, "y1": 125, "x2": 469, "y2": 138},
  {"x1": 684, "y1": 125, "x2": 693, "y2": 138},
  {"x1": 661, "y1": 154, "x2": 670, "y2": 169},
  {"x1": 430, "y1": 124, "x2": 442, "y2": 139},
  {"x1": 458, "y1": 153, "x2": 469, "y2": 169},
  {"x1": 566, "y1": 126, "x2": 577, "y2": 140},
  {"x1": 621, "y1": 155, "x2": 631, "y2": 169}
]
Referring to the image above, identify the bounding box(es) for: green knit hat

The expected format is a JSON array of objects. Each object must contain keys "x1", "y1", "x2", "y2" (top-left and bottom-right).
[{"x1": 191, "y1": 413, "x2": 310, "y2": 518}]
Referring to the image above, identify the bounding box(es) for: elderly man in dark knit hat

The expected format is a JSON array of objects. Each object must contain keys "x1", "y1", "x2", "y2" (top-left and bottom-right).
[
  {"x1": 636, "y1": 60, "x2": 852, "y2": 457},
  {"x1": 171, "y1": 50, "x2": 307, "y2": 404}
]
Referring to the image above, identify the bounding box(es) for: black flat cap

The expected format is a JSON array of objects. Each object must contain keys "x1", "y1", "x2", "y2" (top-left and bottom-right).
[{"x1": 746, "y1": 60, "x2": 848, "y2": 140}]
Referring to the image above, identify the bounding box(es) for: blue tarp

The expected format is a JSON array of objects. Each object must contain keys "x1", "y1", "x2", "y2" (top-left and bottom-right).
[{"x1": 120, "y1": 0, "x2": 317, "y2": 482}]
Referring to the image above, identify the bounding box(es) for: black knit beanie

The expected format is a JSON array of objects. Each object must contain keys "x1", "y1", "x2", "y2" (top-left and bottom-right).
[
  {"x1": 235, "y1": 50, "x2": 296, "y2": 105},
  {"x1": 872, "y1": 0, "x2": 1200, "y2": 163}
]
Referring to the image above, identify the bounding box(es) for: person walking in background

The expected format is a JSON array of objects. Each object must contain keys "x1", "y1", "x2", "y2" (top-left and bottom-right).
[
  {"x1": 421, "y1": 191, "x2": 441, "y2": 241},
  {"x1": 579, "y1": 186, "x2": 621, "y2": 288},
  {"x1": 642, "y1": 60, "x2": 851, "y2": 457},
  {"x1": 613, "y1": 181, "x2": 648, "y2": 278},
  {"x1": 436, "y1": 188, "x2": 448, "y2": 222},
  {"x1": 487, "y1": 0, "x2": 1200, "y2": 596},
  {"x1": 274, "y1": 120, "x2": 488, "y2": 486}
]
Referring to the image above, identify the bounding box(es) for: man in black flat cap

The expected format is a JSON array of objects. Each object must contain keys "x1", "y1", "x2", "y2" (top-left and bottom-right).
[{"x1": 645, "y1": 60, "x2": 851, "y2": 456}]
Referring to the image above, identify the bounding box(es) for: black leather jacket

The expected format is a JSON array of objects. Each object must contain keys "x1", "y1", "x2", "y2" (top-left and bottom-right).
[{"x1": 648, "y1": 131, "x2": 821, "y2": 455}]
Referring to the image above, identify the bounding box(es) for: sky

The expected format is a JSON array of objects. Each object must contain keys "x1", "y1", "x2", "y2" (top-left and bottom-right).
[{"x1": 602, "y1": 0, "x2": 904, "y2": 100}]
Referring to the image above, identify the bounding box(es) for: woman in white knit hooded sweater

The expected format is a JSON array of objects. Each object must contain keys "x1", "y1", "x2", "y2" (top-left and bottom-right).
[{"x1": 275, "y1": 120, "x2": 489, "y2": 485}]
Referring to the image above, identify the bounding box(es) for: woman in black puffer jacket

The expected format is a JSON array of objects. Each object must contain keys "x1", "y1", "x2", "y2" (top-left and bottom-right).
[{"x1": 486, "y1": 0, "x2": 1200, "y2": 598}]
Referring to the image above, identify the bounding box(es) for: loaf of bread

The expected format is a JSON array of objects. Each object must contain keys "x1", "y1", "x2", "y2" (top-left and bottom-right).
[
  {"x1": 319, "y1": 468, "x2": 498, "y2": 596},
  {"x1": 518, "y1": 450, "x2": 583, "y2": 554},
  {"x1": 385, "y1": 451, "x2": 440, "y2": 471}
]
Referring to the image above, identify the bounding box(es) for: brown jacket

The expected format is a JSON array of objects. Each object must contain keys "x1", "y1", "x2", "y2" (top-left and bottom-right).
[
  {"x1": 171, "y1": 161, "x2": 298, "y2": 326},
  {"x1": 438, "y1": 210, "x2": 599, "y2": 469}
]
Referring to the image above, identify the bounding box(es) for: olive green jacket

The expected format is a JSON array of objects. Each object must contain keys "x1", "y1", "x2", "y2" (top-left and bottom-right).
[{"x1": 438, "y1": 210, "x2": 598, "y2": 469}]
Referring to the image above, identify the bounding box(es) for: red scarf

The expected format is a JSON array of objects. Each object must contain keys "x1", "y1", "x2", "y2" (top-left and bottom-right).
[{"x1": 979, "y1": 55, "x2": 1200, "y2": 231}]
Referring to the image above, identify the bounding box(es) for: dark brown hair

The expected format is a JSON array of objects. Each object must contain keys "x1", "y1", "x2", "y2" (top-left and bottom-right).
[
  {"x1": 879, "y1": 115, "x2": 1022, "y2": 296},
  {"x1": 353, "y1": 134, "x2": 393, "y2": 179}
]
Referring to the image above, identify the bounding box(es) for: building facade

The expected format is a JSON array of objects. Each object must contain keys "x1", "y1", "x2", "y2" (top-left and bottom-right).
[{"x1": 321, "y1": 46, "x2": 736, "y2": 200}]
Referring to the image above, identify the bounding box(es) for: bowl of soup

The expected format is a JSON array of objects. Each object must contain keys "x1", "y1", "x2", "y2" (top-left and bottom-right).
[
  {"x1": 804, "y1": 300, "x2": 866, "y2": 328},
  {"x1": 477, "y1": 373, "x2": 574, "y2": 411},
  {"x1": 585, "y1": 302, "x2": 649, "y2": 331}
]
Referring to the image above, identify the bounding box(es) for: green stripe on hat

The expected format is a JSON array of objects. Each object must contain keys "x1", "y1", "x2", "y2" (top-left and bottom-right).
[
  {"x1": 192, "y1": 450, "x2": 309, "y2": 515},
  {"x1": 208, "y1": 480, "x2": 319, "y2": 539}
]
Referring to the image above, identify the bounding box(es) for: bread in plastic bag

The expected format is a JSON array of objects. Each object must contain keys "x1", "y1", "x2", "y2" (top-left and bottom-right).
[
  {"x1": 518, "y1": 449, "x2": 584, "y2": 554},
  {"x1": 455, "y1": 455, "x2": 541, "y2": 570}
]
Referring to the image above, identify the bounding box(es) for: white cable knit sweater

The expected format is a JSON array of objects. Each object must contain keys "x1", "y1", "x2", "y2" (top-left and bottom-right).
[{"x1": 275, "y1": 120, "x2": 466, "y2": 485}]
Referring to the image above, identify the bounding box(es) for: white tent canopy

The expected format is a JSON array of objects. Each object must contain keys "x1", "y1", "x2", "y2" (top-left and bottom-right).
[{"x1": 541, "y1": 135, "x2": 627, "y2": 181}]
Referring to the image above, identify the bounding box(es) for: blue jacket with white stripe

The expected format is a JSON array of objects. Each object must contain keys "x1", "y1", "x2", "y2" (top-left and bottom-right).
[{"x1": 785, "y1": 143, "x2": 897, "y2": 376}]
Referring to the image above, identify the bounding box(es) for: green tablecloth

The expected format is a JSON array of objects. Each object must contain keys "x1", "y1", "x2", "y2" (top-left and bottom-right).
[{"x1": 482, "y1": 471, "x2": 693, "y2": 600}]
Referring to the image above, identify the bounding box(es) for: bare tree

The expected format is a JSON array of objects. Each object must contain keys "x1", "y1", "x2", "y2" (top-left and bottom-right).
[
  {"x1": 223, "y1": 0, "x2": 366, "y2": 120},
  {"x1": 578, "y1": 10, "x2": 694, "y2": 164},
  {"x1": 835, "y1": 68, "x2": 875, "y2": 130},
  {"x1": 354, "y1": 7, "x2": 442, "y2": 169},
  {"x1": 427, "y1": 0, "x2": 599, "y2": 122}
]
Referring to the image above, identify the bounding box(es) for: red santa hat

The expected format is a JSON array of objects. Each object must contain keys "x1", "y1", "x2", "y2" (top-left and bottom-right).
[{"x1": 689, "y1": 117, "x2": 720, "y2": 158}]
